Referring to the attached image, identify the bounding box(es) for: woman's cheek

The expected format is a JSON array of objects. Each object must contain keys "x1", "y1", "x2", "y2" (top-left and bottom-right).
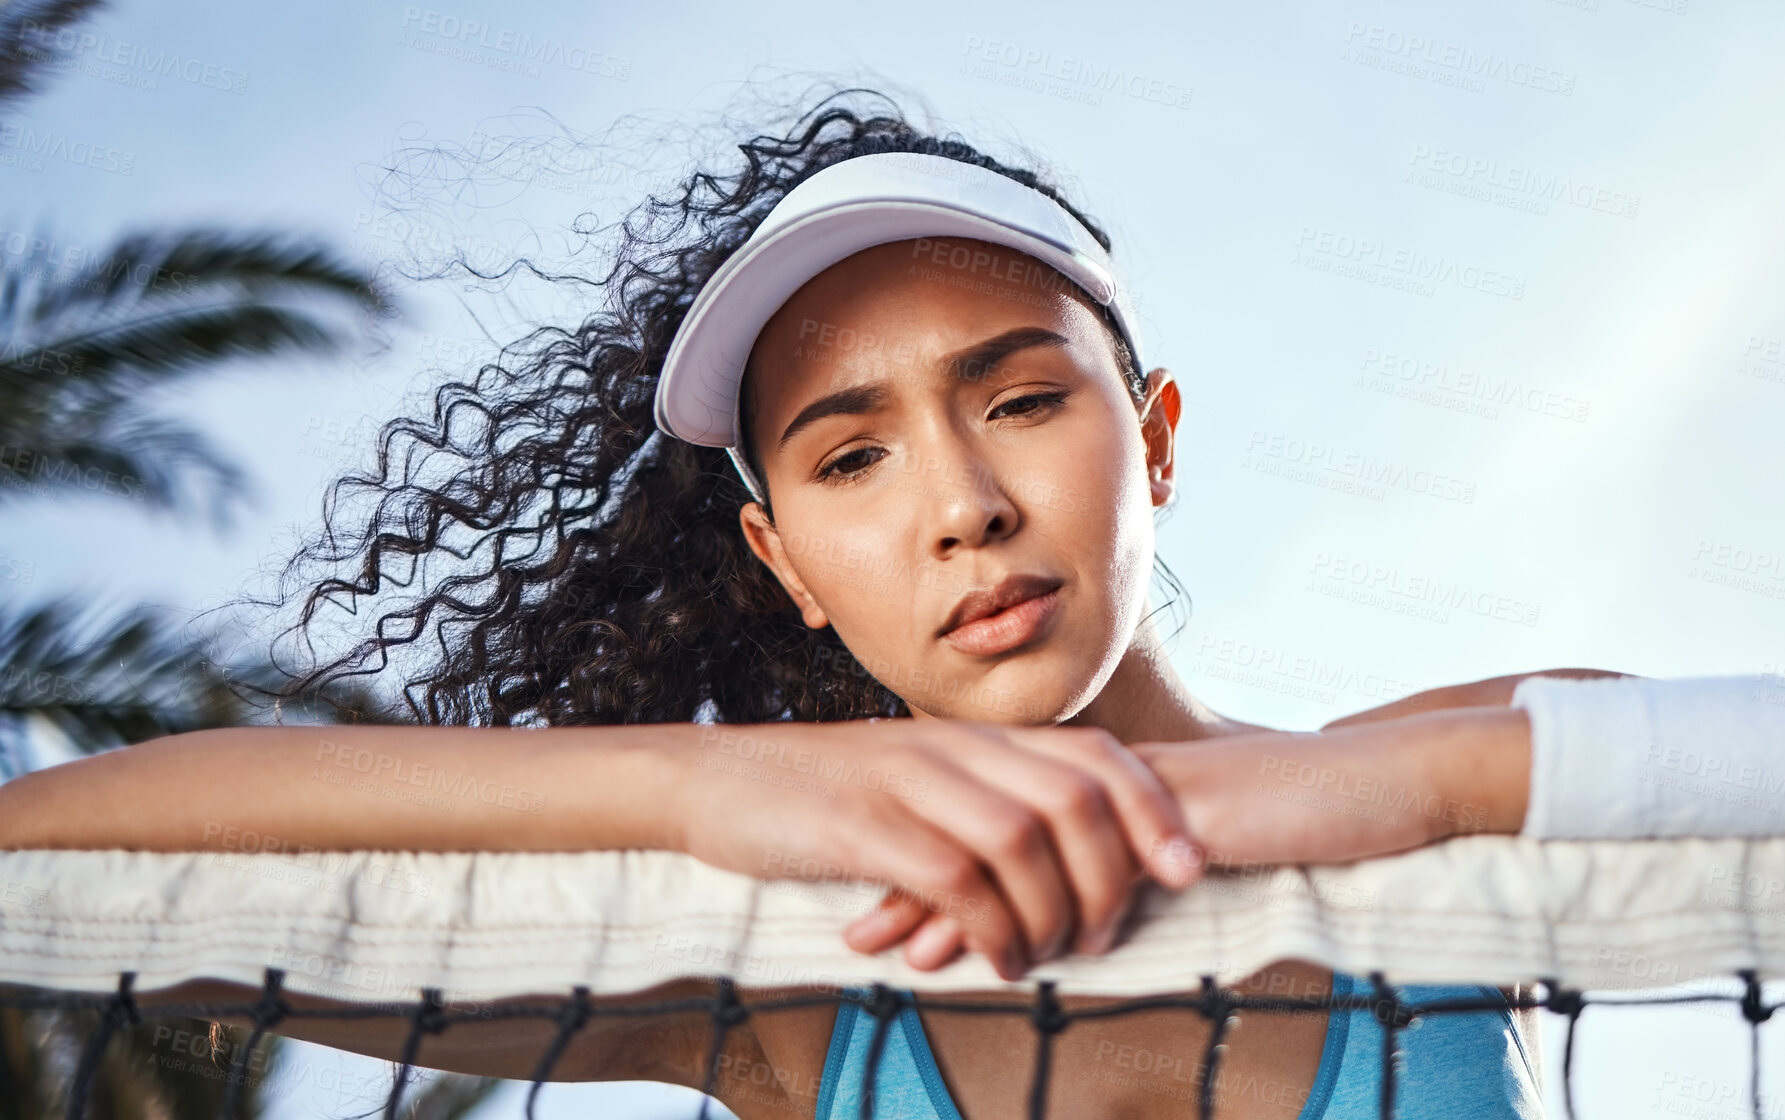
[{"x1": 1078, "y1": 454, "x2": 1154, "y2": 601}]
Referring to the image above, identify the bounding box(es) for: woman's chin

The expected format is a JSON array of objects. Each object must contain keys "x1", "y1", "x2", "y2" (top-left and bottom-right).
[{"x1": 898, "y1": 656, "x2": 1105, "y2": 726}]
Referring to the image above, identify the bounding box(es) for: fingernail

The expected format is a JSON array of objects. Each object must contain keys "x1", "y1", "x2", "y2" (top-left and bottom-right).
[
  {"x1": 909, "y1": 920, "x2": 953, "y2": 964},
  {"x1": 1152, "y1": 837, "x2": 1202, "y2": 886},
  {"x1": 845, "y1": 912, "x2": 887, "y2": 938}
]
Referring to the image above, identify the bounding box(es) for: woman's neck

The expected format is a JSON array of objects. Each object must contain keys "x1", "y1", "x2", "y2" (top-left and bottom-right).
[{"x1": 1065, "y1": 618, "x2": 1273, "y2": 745}]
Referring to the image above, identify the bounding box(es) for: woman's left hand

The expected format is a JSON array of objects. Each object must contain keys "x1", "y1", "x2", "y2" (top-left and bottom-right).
[
  {"x1": 1132, "y1": 706, "x2": 1533, "y2": 869},
  {"x1": 851, "y1": 668, "x2": 1595, "y2": 967},
  {"x1": 855, "y1": 705, "x2": 1533, "y2": 970}
]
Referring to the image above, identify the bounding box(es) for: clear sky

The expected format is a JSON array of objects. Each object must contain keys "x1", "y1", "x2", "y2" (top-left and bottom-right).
[{"x1": 5, "y1": 0, "x2": 1784, "y2": 1115}]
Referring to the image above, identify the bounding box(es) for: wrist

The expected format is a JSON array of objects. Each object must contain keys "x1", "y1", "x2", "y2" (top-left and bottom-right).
[
  {"x1": 645, "y1": 722, "x2": 831, "y2": 855},
  {"x1": 599, "y1": 724, "x2": 719, "y2": 853},
  {"x1": 1421, "y1": 707, "x2": 1531, "y2": 839}
]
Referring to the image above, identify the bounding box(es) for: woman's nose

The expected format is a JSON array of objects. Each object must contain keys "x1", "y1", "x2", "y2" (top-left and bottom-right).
[{"x1": 923, "y1": 452, "x2": 1020, "y2": 558}]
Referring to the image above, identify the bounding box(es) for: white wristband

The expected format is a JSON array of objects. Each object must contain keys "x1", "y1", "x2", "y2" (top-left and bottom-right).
[{"x1": 1513, "y1": 674, "x2": 1785, "y2": 839}]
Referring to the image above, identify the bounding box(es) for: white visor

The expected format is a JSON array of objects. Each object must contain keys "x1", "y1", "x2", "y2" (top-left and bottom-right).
[{"x1": 651, "y1": 151, "x2": 1146, "y2": 503}]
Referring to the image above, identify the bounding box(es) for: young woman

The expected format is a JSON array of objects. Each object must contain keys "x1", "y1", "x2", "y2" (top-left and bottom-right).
[{"x1": 0, "y1": 88, "x2": 1619, "y2": 1118}]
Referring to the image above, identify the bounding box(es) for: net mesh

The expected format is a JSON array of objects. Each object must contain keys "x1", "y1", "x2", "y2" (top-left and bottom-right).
[
  {"x1": 7, "y1": 839, "x2": 1785, "y2": 1119},
  {"x1": 3, "y1": 967, "x2": 1779, "y2": 1120}
]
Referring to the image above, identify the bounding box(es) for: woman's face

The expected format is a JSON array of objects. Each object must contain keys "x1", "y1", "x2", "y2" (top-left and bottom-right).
[{"x1": 738, "y1": 236, "x2": 1179, "y2": 724}]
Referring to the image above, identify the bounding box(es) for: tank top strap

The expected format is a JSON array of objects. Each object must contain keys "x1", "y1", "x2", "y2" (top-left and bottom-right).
[
  {"x1": 1292, "y1": 968, "x2": 1354, "y2": 1120},
  {"x1": 815, "y1": 987, "x2": 965, "y2": 1120}
]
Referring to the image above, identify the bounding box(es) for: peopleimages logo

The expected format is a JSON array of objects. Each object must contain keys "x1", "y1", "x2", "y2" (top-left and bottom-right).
[
  {"x1": 1294, "y1": 228, "x2": 1526, "y2": 300},
  {"x1": 1308, "y1": 549, "x2": 1542, "y2": 627},
  {"x1": 960, "y1": 35, "x2": 1191, "y2": 110},
  {"x1": 1407, "y1": 145, "x2": 1640, "y2": 219},
  {"x1": 1358, "y1": 348, "x2": 1591, "y2": 423},
  {"x1": 1342, "y1": 23, "x2": 1577, "y2": 96},
  {"x1": 0, "y1": 123, "x2": 134, "y2": 175},
  {"x1": 1243, "y1": 430, "x2": 1479, "y2": 505},
  {"x1": 1190, "y1": 632, "x2": 1418, "y2": 704},
  {"x1": 398, "y1": 8, "x2": 632, "y2": 78},
  {"x1": 19, "y1": 21, "x2": 250, "y2": 94}
]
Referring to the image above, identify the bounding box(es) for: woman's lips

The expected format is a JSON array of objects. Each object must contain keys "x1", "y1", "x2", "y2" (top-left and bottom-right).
[{"x1": 939, "y1": 587, "x2": 1063, "y2": 657}]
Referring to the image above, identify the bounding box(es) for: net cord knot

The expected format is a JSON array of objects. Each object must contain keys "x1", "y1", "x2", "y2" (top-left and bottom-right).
[
  {"x1": 863, "y1": 982, "x2": 902, "y2": 1022},
  {"x1": 1368, "y1": 973, "x2": 1408, "y2": 1120},
  {"x1": 383, "y1": 989, "x2": 450, "y2": 1120},
  {"x1": 1538, "y1": 977, "x2": 1589, "y2": 1120},
  {"x1": 1540, "y1": 977, "x2": 1586, "y2": 1019},
  {"x1": 1193, "y1": 974, "x2": 1235, "y2": 1023},
  {"x1": 1195, "y1": 975, "x2": 1239, "y2": 1120},
  {"x1": 61, "y1": 974, "x2": 140, "y2": 1120},
  {"x1": 1029, "y1": 980, "x2": 1068, "y2": 1036},
  {"x1": 1366, "y1": 972, "x2": 1415, "y2": 1030},
  {"x1": 1027, "y1": 981, "x2": 1068, "y2": 1120},
  {"x1": 526, "y1": 984, "x2": 593, "y2": 1119},
  {"x1": 108, "y1": 970, "x2": 140, "y2": 1030},
  {"x1": 222, "y1": 971, "x2": 288, "y2": 1120},
  {"x1": 249, "y1": 967, "x2": 290, "y2": 1028},
  {"x1": 557, "y1": 985, "x2": 593, "y2": 1032},
  {"x1": 711, "y1": 976, "x2": 749, "y2": 1029},
  {"x1": 413, "y1": 987, "x2": 450, "y2": 1035},
  {"x1": 697, "y1": 980, "x2": 747, "y2": 1120},
  {"x1": 1741, "y1": 970, "x2": 1774, "y2": 1024},
  {"x1": 858, "y1": 985, "x2": 901, "y2": 1120}
]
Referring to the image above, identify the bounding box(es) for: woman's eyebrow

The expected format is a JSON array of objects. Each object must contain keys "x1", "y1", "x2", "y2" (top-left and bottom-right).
[
  {"x1": 776, "y1": 326, "x2": 1072, "y2": 449},
  {"x1": 778, "y1": 383, "x2": 887, "y2": 449},
  {"x1": 943, "y1": 326, "x2": 1071, "y2": 383}
]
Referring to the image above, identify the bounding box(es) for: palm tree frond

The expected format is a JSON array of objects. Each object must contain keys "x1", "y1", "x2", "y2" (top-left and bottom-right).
[
  {"x1": 0, "y1": 600, "x2": 402, "y2": 772},
  {"x1": 1, "y1": 302, "x2": 350, "y2": 444},
  {"x1": 18, "y1": 229, "x2": 391, "y2": 327},
  {"x1": 0, "y1": 413, "x2": 249, "y2": 520},
  {"x1": 0, "y1": 229, "x2": 394, "y2": 517},
  {"x1": 0, "y1": 0, "x2": 107, "y2": 108}
]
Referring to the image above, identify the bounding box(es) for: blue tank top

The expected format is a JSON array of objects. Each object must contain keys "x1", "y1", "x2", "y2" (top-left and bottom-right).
[{"x1": 813, "y1": 970, "x2": 1543, "y2": 1119}]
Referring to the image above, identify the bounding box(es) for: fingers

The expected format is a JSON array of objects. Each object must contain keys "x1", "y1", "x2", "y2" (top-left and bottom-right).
[
  {"x1": 903, "y1": 914, "x2": 966, "y2": 970},
  {"x1": 889, "y1": 750, "x2": 1076, "y2": 969},
  {"x1": 841, "y1": 893, "x2": 992, "y2": 974},
  {"x1": 820, "y1": 722, "x2": 1210, "y2": 979},
  {"x1": 849, "y1": 725, "x2": 1204, "y2": 972},
  {"x1": 848, "y1": 807, "x2": 1032, "y2": 981},
  {"x1": 946, "y1": 741, "x2": 1146, "y2": 957},
  {"x1": 845, "y1": 893, "x2": 969, "y2": 969},
  {"x1": 844, "y1": 888, "x2": 927, "y2": 954},
  {"x1": 1002, "y1": 726, "x2": 1205, "y2": 890}
]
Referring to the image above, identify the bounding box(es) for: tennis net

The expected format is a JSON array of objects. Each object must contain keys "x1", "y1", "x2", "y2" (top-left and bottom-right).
[{"x1": 5, "y1": 836, "x2": 1785, "y2": 1119}]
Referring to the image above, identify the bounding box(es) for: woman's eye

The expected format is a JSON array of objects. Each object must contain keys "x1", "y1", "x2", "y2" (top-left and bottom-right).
[
  {"x1": 816, "y1": 446, "x2": 885, "y2": 483},
  {"x1": 989, "y1": 391, "x2": 1069, "y2": 420}
]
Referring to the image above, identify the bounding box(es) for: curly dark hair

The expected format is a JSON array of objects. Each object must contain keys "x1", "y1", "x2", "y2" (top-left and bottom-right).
[{"x1": 267, "y1": 84, "x2": 1185, "y2": 728}]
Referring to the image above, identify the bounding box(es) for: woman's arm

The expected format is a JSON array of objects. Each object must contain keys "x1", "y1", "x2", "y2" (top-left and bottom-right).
[
  {"x1": 0, "y1": 723, "x2": 692, "y2": 853},
  {"x1": 0, "y1": 726, "x2": 772, "y2": 1102},
  {"x1": 1136, "y1": 707, "x2": 1529, "y2": 866},
  {"x1": 0, "y1": 719, "x2": 1198, "y2": 981},
  {"x1": 0, "y1": 719, "x2": 1195, "y2": 1108},
  {"x1": 1318, "y1": 666, "x2": 1634, "y2": 730}
]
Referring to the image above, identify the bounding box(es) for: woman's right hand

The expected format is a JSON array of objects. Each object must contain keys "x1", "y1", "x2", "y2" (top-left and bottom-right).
[{"x1": 667, "y1": 720, "x2": 1203, "y2": 981}]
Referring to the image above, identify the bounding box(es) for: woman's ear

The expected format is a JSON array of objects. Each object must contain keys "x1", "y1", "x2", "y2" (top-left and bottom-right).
[
  {"x1": 738, "y1": 502, "x2": 832, "y2": 629},
  {"x1": 1137, "y1": 367, "x2": 1181, "y2": 509}
]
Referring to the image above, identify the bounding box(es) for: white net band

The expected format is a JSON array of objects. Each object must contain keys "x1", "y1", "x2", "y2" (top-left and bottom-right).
[{"x1": 4, "y1": 835, "x2": 1782, "y2": 1002}]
